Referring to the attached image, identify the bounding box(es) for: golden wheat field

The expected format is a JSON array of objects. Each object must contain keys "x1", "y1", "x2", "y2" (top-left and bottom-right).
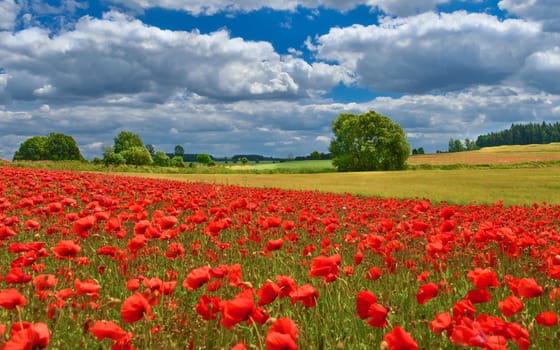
[
  {"x1": 127, "y1": 144, "x2": 560, "y2": 206},
  {"x1": 408, "y1": 143, "x2": 560, "y2": 165}
]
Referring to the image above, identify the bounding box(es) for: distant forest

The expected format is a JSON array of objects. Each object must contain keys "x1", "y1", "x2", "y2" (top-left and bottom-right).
[{"x1": 476, "y1": 122, "x2": 560, "y2": 148}]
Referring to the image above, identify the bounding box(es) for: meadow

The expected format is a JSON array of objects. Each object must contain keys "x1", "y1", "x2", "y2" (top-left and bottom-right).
[
  {"x1": 1, "y1": 145, "x2": 559, "y2": 349},
  {"x1": 129, "y1": 143, "x2": 560, "y2": 207}
]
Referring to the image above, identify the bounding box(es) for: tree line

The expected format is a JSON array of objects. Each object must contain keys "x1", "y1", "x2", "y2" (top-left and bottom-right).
[
  {"x1": 475, "y1": 122, "x2": 560, "y2": 148},
  {"x1": 446, "y1": 122, "x2": 560, "y2": 152},
  {"x1": 15, "y1": 114, "x2": 557, "y2": 171},
  {"x1": 11, "y1": 110, "x2": 412, "y2": 172}
]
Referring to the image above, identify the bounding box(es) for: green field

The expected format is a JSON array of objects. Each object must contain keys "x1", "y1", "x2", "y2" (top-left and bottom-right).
[
  {"x1": 7, "y1": 143, "x2": 560, "y2": 206},
  {"x1": 129, "y1": 166, "x2": 560, "y2": 206},
  {"x1": 231, "y1": 160, "x2": 335, "y2": 172}
]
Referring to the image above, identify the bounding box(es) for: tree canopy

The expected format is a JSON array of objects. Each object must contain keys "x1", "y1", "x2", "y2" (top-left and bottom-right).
[
  {"x1": 113, "y1": 131, "x2": 145, "y2": 154},
  {"x1": 329, "y1": 110, "x2": 410, "y2": 171},
  {"x1": 103, "y1": 131, "x2": 152, "y2": 166},
  {"x1": 174, "y1": 145, "x2": 185, "y2": 157},
  {"x1": 196, "y1": 153, "x2": 213, "y2": 165},
  {"x1": 13, "y1": 133, "x2": 84, "y2": 161}
]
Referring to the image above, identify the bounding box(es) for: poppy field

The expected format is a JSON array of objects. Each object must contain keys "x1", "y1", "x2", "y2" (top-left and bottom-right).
[{"x1": 0, "y1": 166, "x2": 559, "y2": 349}]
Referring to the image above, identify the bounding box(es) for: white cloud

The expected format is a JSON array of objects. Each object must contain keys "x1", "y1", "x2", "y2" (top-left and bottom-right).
[
  {"x1": 2, "y1": 84, "x2": 558, "y2": 161},
  {"x1": 312, "y1": 11, "x2": 553, "y2": 93},
  {"x1": 315, "y1": 135, "x2": 331, "y2": 143},
  {"x1": 518, "y1": 47, "x2": 560, "y2": 93},
  {"x1": 0, "y1": 0, "x2": 20, "y2": 30},
  {"x1": 0, "y1": 11, "x2": 346, "y2": 103},
  {"x1": 499, "y1": 0, "x2": 560, "y2": 32},
  {"x1": 107, "y1": 0, "x2": 449, "y2": 16}
]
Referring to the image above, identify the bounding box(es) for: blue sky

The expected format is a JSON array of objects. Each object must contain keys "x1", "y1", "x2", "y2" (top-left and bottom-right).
[{"x1": 1, "y1": 0, "x2": 559, "y2": 160}]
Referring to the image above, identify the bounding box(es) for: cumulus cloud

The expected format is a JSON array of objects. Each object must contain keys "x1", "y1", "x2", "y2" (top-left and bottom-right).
[
  {"x1": 0, "y1": 11, "x2": 347, "y2": 104},
  {"x1": 499, "y1": 0, "x2": 560, "y2": 32},
  {"x1": 312, "y1": 11, "x2": 555, "y2": 94},
  {"x1": 108, "y1": 0, "x2": 449, "y2": 16},
  {"x1": 0, "y1": 0, "x2": 20, "y2": 30},
  {"x1": 518, "y1": 47, "x2": 560, "y2": 93},
  {"x1": 2, "y1": 84, "x2": 558, "y2": 160}
]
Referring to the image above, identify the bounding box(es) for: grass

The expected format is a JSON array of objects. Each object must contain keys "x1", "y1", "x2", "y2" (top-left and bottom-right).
[
  {"x1": 7, "y1": 143, "x2": 560, "y2": 206},
  {"x1": 126, "y1": 166, "x2": 560, "y2": 206}
]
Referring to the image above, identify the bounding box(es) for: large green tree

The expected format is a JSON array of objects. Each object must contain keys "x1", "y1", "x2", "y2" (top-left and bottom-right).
[
  {"x1": 45, "y1": 133, "x2": 84, "y2": 161},
  {"x1": 13, "y1": 136, "x2": 48, "y2": 161},
  {"x1": 113, "y1": 131, "x2": 145, "y2": 154},
  {"x1": 120, "y1": 146, "x2": 152, "y2": 166},
  {"x1": 174, "y1": 145, "x2": 185, "y2": 157},
  {"x1": 13, "y1": 133, "x2": 83, "y2": 161},
  {"x1": 107, "y1": 131, "x2": 152, "y2": 165},
  {"x1": 329, "y1": 110, "x2": 410, "y2": 171}
]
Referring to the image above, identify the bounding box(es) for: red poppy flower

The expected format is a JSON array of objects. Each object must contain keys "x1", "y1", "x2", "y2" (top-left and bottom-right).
[
  {"x1": 429, "y1": 312, "x2": 452, "y2": 335},
  {"x1": 550, "y1": 288, "x2": 560, "y2": 301},
  {"x1": 195, "y1": 295, "x2": 220, "y2": 321},
  {"x1": 416, "y1": 283, "x2": 438, "y2": 305},
  {"x1": 220, "y1": 289, "x2": 255, "y2": 329},
  {"x1": 356, "y1": 290, "x2": 377, "y2": 319},
  {"x1": 157, "y1": 215, "x2": 178, "y2": 230},
  {"x1": 308, "y1": 254, "x2": 341, "y2": 282},
  {"x1": 449, "y1": 317, "x2": 486, "y2": 348},
  {"x1": 275, "y1": 275, "x2": 297, "y2": 298},
  {"x1": 8, "y1": 242, "x2": 45, "y2": 253},
  {"x1": 250, "y1": 306, "x2": 270, "y2": 324},
  {"x1": 183, "y1": 266, "x2": 211, "y2": 291},
  {"x1": 51, "y1": 240, "x2": 81, "y2": 260},
  {"x1": 121, "y1": 292, "x2": 153, "y2": 323},
  {"x1": 0, "y1": 225, "x2": 17, "y2": 240},
  {"x1": 383, "y1": 325, "x2": 418, "y2": 350},
  {"x1": 104, "y1": 217, "x2": 122, "y2": 233},
  {"x1": 89, "y1": 320, "x2": 129, "y2": 341},
  {"x1": 282, "y1": 220, "x2": 295, "y2": 231},
  {"x1": 33, "y1": 274, "x2": 58, "y2": 292},
  {"x1": 365, "y1": 266, "x2": 382, "y2": 280},
  {"x1": 5, "y1": 267, "x2": 32, "y2": 284},
  {"x1": 466, "y1": 288, "x2": 492, "y2": 304},
  {"x1": 517, "y1": 278, "x2": 543, "y2": 299},
  {"x1": 126, "y1": 278, "x2": 141, "y2": 292},
  {"x1": 498, "y1": 295, "x2": 524, "y2": 317},
  {"x1": 74, "y1": 278, "x2": 101, "y2": 297},
  {"x1": 289, "y1": 284, "x2": 319, "y2": 307},
  {"x1": 0, "y1": 288, "x2": 27, "y2": 310},
  {"x1": 72, "y1": 215, "x2": 96, "y2": 237},
  {"x1": 127, "y1": 234, "x2": 147, "y2": 253},
  {"x1": 354, "y1": 251, "x2": 364, "y2": 265},
  {"x1": 535, "y1": 311, "x2": 558, "y2": 326},
  {"x1": 3, "y1": 322, "x2": 50, "y2": 349},
  {"x1": 257, "y1": 281, "x2": 280, "y2": 306},
  {"x1": 467, "y1": 268, "x2": 499, "y2": 289},
  {"x1": 164, "y1": 242, "x2": 185, "y2": 259},
  {"x1": 266, "y1": 238, "x2": 284, "y2": 252},
  {"x1": 452, "y1": 299, "x2": 476, "y2": 319},
  {"x1": 367, "y1": 303, "x2": 388, "y2": 328},
  {"x1": 231, "y1": 342, "x2": 247, "y2": 350},
  {"x1": 266, "y1": 318, "x2": 298, "y2": 350}
]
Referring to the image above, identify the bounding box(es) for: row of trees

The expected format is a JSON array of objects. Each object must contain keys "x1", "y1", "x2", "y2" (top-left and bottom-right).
[
  {"x1": 447, "y1": 138, "x2": 480, "y2": 153},
  {"x1": 476, "y1": 122, "x2": 560, "y2": 147},
  {"x1": 99, "y1": 132, "x2": 215, "y2": 167},
  {"x1": 12, "y1": 110, "x2": 412, "y2": 172}
]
